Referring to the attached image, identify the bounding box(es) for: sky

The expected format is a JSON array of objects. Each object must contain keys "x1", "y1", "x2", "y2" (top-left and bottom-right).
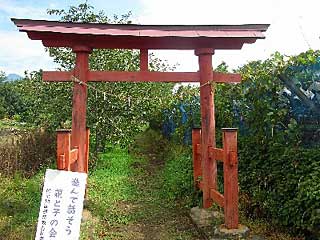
[{"x1": 0, "y1": 0, "x2": 320, "y2": 75}]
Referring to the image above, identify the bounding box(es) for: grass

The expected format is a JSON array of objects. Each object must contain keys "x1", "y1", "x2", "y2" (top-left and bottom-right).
[
  {"x1": 0, "y1": 146, "x2": 200, "y2": 239},
  {"x1": 0, "y1": 172, "x2": 44, "y2": 239},
  {"x1": 81, "y1": 147, "x2": 199, "y2": 239}
]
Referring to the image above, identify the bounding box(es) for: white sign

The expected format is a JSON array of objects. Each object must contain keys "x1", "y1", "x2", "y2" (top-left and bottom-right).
[{"x1": 35, "y1": 169, "x2": 87, "y2": 240}]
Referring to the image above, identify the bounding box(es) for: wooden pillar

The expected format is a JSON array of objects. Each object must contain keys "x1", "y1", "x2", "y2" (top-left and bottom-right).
[
  {"x1": 192, "y1": 128, "x2": 202, "y2": 186},
  {"x1": 84, "y1": 128, "x2": 90, "y2": 174},
  {"x1": 71, "y1": 46, "x2": 91, "y2": 173},
  {"x1": 140, "y1": 49, "x2": 148, "y2": 71},
  {"x1": 222, "y1": 128, "x2": 239, "y2": 229},
  {"x1": 56, "y1": 130, "x2": 71, "y2": 171},
  {"x1": 195, "y1": 48, "x2": 216, "y2": 208}
]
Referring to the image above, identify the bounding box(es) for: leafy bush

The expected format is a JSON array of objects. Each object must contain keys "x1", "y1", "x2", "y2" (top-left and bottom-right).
[
  {"x1": 233, "y1": 51, "x2": 320, "y2": 236},
  {"x1": 239, "y1": 138, "x2": 320, "y2": 235}
]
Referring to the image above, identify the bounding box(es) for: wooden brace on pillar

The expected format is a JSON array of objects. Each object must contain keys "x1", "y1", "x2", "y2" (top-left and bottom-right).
[
  {"x1": 192, "y1": 128, "x2": 239, "y2": 229},
  {"x1": 56, "y1": 128, "x2": 90, "y2": 173}
]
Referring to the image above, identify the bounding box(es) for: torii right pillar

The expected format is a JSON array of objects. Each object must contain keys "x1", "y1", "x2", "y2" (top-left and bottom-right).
[{"x1": 195, "y1": 48, "x2": 217, "y2": 208}]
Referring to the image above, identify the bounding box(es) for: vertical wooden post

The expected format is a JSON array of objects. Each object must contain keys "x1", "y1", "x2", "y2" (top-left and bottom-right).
[
  {"x1": 140, "y1": 49, "x2": 148, "y2": 71},
  {"x1": 56, "y1": 130, "x2": 72, "y2": 171},
  {"x1": 84, "y1": 128, "x2": 90, "y2": 174},
  {"x1": 71, "y1": 46, "x2": 91, "y2": 173},
  {"x1": 192, "y1": 128, "x2": 202, "y2": 186},
  {"x1": 222, "y1": 128, "x2": 239, "y2": 229},
  {"x1": 195, "y1": 48, "x2": 216, "y2": 208}
]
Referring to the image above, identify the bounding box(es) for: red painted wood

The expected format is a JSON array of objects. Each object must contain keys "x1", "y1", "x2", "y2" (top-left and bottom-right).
[
  {"x1": 69, "y1": 149, "x2": 79, "y2": 164},
  {"x1": 198, "y1": 181, "x2": 204, "y2": 190},
  {"x1": 12, "y1": 18, "x2": 268, "y2": 50},
  {"x1": 192, "y1": 128, "x2": 202, "y2": 186},
  {"x1": 223, "y1": 128, "x2": 239, "y2": 229},
  {"x1": 58, "y1": 155, "x2": 66, "y2": 170},
  {"x1": 196, "y1": 143, "x2": 201, "y2": 154},
  {"x1": 37, "y1": 34, "x2": 251, "y2": 50},
  {"x1": 213, "y1": 72, "x2": 241, "y2": 83},
  {"x1": 56, "y1": 130, "x2": 71, "y2": 170},
  {"x1": 140, "y1": 49, "x2": 148, "y2": 71},
  {"x1": 209, "y1": 147, "x2": 224, "y2": 162},
  {"x1": 196, "y1": 48, "x2": 217, "y2": 208},
  {"x1": 12, "y1": 18, "x2": 269, "y2": 35},
  {"x1": 43, "y1": 71, "x2": 199, "y2": 82},
  {"x1": 43, "y1": 71, "x2": 72, "y2": 81},
  {"x1": 71, "y1": 46, "x2": 91, "y2": 173},
  {"x1": 210, "y1": 189, "x2": 225, "y2": 208},
  {"x1": 84, "y1": 128, "x2": 90, "y2": 174},
  {"x1": 42, "y1": 70, "x2": 241, "y2": 83},
  {"x1": 88, "y1": 71, "x2": 199, "y2": 82},
  {"x1": 56, "y1": 133, "x2": 65, "y2": 170},
  {"x1": 21, "y1": 24, "x2": 267, "y2": 38}
]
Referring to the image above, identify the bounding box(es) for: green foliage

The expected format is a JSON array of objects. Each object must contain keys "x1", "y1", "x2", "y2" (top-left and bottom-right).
[
  {"x1": 220, "y1": 51, "x2": 320, "y2": 235},
  {"x1": 151, "y1": 85, "x2": 200, "y2": 145},
  {"x1": 131, "y1": 129, "x2": 196, "y2": 206},
  {"x1": 0, "y1": 172, "x2": 44, "y2": 239},
  {"x1": 87, "y1": 148, "x2": 139, "y2": 224},
  {"x1": 129, "y1": 128, "x2": 169, "y2": 160},
  {"x1": 13, "y1": 72, "x2": 73, "y2": 129},
  {"x1": 239, "y1": 139, "x2": 320, "y2": 234},
  {"x1": 160, "y1": 144, "x2": 195, "y2": 205},
  {"x1": 0, "y1": 73, "x2": 26, "y2": 119}
]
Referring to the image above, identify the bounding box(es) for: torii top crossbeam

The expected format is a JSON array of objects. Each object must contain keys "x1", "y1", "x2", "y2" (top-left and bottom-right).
[{"x1": 12, "y1": 19, "x2": 268, "y2": 50}]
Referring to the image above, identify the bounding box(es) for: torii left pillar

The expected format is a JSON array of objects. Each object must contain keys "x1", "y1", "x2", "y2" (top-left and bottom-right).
[
  {"x1": 195, "y1": 48, "x2": 217, "y2": 208},
  {"x1": 70, "y1": 46, "x2": 92, "y2": 173}
]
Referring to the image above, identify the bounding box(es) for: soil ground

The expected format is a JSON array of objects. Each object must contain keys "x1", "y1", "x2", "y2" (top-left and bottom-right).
[{"x1": 80, "y1": 150, "x2": 203, "y2": 240}]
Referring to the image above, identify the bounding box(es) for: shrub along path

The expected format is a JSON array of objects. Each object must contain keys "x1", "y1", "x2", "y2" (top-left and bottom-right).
[{"x1": 81, "y1": 148, "x2": 202, "y2": 240}]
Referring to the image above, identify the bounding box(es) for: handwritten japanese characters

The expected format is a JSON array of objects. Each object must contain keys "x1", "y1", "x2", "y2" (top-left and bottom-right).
[{"x1": 35, "y1": 169, "x2": 87, "y2": 240}]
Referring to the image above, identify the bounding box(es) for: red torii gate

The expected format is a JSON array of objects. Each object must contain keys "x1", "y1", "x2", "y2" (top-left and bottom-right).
[{"x1": 12, "y1": 18, "x2": 268, "y2": 229}]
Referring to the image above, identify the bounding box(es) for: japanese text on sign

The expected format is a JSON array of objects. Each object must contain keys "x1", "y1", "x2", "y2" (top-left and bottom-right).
[{"x1": 35, "y1": 169, "x2": 87, "y2": 240}]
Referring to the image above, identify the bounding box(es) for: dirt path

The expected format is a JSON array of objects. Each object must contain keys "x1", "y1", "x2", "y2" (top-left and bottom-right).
[
  {"x1": 126, "y1": 158, "x2": 202, "y2": 240},
  {"x1": 82, "y1": 151, "x2": 202, "y2": 240}
]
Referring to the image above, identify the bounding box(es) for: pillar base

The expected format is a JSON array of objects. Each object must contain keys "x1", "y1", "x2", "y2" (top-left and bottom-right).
[
  {"x1": 190, "y1": 207, "x2": 224, "y2": 228},
  {"x1": 189, "y1": 207, "x2": 250, "y2": 239},
  {"x1": 213, "y1": 224, "x2": 249, "y2": 239}
]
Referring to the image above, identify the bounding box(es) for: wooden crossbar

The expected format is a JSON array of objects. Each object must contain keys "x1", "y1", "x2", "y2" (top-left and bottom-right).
[
  {"x1": 210, "y1": 189, "x2": 225, "y2": 208},
  {"x1": 209, "y1": 147, "x2": 224, "y2": 161},
  {"x1": 69, "y1": 148, "x2": 79, "y2": 164},
  {"x1": 42, "y1": 71, "x2": 241, "y2": 83}
]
